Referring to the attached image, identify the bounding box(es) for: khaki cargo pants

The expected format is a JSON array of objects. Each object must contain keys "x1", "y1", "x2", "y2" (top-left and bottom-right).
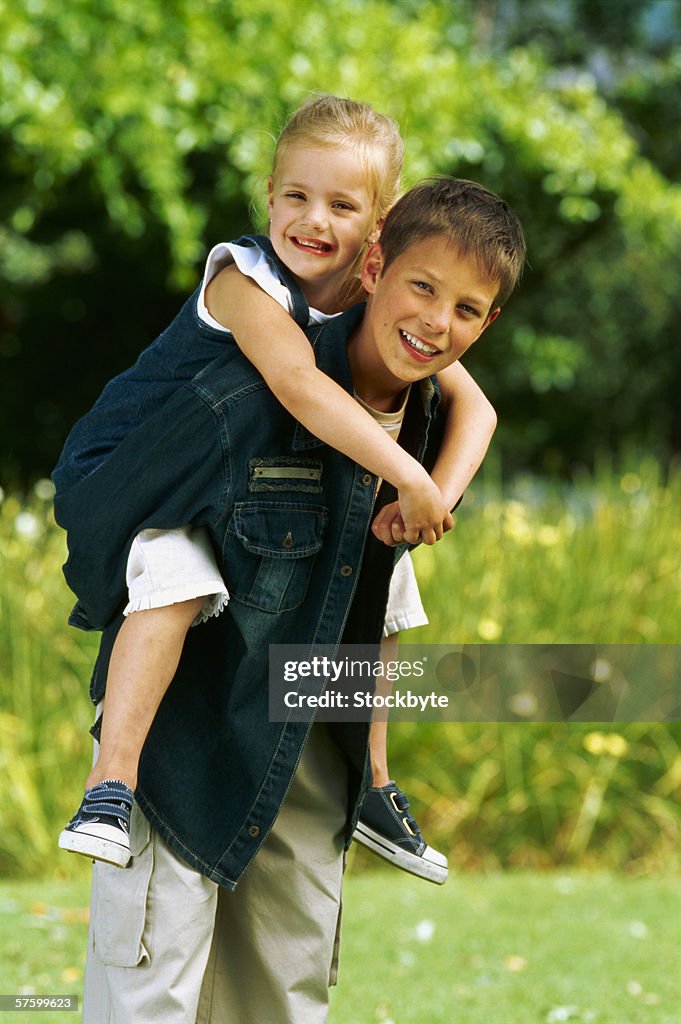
[{"x1": 82, "y1": 723, "x2": 348, "y2": 1024}]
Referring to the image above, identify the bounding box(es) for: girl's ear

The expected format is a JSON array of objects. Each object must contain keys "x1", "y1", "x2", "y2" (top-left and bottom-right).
[
  {"x1": 267, "y1": 176, "x2": 274, "y2": 218},
  {"x1": 367, "y1": 218, "x2": 384, "y2": 246},
  {"x1": 360, "y1": 242, "x2": 385, "y2": 294}
]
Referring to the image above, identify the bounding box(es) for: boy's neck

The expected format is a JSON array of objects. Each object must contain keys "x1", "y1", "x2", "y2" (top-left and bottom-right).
[{"x1": 346, "y1": 322, "x2": 409, "y2": 414}]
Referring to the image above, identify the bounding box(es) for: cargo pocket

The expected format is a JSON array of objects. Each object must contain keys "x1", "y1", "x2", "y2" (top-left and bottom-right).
[
  {"x1": 93, "y1": 804, "x2": 153, "y2": 967},
  {"x1": 224, "y1": 502, "x2": 328, "y2": 612}
]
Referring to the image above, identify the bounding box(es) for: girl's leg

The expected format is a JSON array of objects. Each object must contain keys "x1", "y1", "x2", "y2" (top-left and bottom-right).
[
  {"x1": 60, "y1": 526, "x2": 228, "y2": 866},
  {"x1": 355, "y1": 632, "x2": 449, "y2": 884},
  {"x1": 367, "y1": 632, "x2": 398, "y2": 789},
  {"x1": 86, "y1": 598, "x2": 205, "y2": 792}
]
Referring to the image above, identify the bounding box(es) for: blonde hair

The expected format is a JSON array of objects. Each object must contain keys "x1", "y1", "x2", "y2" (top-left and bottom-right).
[{"x1": 272, "y1": 95, "x2": 403, "y2": 307}]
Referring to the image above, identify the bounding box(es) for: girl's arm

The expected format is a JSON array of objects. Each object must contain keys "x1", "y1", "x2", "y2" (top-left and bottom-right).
[
  {"x1": 370, "y1": 362, "x2": 496, "y2": 546},
  {"x1": 428, "y1": 361, "x2": 497, "y2": 508},
  {"x1": 205, "y1": 265, "x2": 449, "y2": 545}
]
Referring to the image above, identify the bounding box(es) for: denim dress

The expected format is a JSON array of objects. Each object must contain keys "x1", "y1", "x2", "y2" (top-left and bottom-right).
[{"x1": 52, "y1": 236, "x2": 309, "y2": 494}]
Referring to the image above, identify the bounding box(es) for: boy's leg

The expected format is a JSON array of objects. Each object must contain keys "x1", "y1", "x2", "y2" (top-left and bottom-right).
[
  {"x1": 196, "y1": 722, "x2": 348, "y2": 1024},
  {"x1": 81, "y1": 702, "x2": 218, "y2": 1024},
  {"x1": 82, "y1": 719, "x2": 347, "y2": 1024},
  {"x1": 82, "y1": 802, "x2": 219, "y2": 1024}
]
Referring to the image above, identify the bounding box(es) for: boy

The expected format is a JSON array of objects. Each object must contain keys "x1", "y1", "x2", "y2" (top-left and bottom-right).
[{"x1": 57, "y1": 177, "x2": 525, "y2": 1023}]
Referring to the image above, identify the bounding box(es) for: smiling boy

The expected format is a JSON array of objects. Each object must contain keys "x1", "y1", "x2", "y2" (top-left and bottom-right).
[{"x1": 59, "y1": 177, "x2": 525, "y2": 1024}]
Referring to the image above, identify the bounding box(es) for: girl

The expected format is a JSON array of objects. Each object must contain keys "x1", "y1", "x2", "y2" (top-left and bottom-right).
[{"x1": 56, "y1": 96, "x2": 496, "y2": 883}]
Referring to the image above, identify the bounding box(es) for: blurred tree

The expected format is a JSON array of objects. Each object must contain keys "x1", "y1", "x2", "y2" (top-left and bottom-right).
[{"x1": 1, "y1": 0, "x2": 680, "y2": 484}]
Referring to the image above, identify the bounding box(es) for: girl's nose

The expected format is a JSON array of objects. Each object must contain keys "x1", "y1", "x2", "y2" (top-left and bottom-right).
[{"x1": 304, "y1": 202, "x2": 330, "y2": 232}]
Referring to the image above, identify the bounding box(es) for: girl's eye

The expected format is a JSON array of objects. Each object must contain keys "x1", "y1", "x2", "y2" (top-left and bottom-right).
[
  {"x1": 333, "y1": 201, "x2": 355, "y2": 211},
  {"x1": 285, "y1": 191, "x2": 306, "y2": 201}
]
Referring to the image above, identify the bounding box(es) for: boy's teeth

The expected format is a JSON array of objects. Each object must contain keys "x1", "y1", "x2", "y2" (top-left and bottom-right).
[{"x1": 400, "y1": 330, "x2": 438, "y2": 356}]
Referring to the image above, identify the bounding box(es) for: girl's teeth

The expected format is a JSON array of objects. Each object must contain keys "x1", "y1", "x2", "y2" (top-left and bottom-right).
[
  {"x1": 401, "y1": 330, "x2": 438, "y2": 356},
  {"x1": 296, "y1": 238, "x2": 329, "y2": 252}
]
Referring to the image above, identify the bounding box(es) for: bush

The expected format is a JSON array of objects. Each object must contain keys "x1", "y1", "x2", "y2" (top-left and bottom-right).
[{"x1": 1, "y1": 461, "x2": 680, "y2": 877}]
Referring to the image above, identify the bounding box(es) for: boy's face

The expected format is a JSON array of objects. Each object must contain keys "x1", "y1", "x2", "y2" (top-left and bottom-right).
[{"x1": 351, "y1": 236, "x2": 500, "y2": 399}]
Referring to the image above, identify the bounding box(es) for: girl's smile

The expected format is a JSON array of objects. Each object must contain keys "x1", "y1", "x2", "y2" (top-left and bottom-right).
[{"x1": 268, "y1": 143, "x2": 376, "y2": 313}]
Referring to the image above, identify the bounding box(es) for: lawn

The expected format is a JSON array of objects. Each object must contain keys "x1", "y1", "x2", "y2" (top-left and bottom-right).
[{"x1": 1, "y1": 862, "x2": 679, "y2": 1024}]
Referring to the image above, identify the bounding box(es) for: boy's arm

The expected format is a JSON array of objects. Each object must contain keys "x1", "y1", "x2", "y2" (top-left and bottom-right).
[
  {"x1": 206, "y1": 265, "x2": 449, "y2": 543},
  {"x1": 370, "y1": 362, "x2": 496, "y2": 546}
]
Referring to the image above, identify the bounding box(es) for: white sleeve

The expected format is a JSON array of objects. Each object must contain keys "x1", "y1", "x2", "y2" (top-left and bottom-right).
[{"x1": 196, "y1": 241, "x2": 294, "y2": 332}]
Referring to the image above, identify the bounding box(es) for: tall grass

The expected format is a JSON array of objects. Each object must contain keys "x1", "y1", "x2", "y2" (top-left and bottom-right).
[
  {"x1": 1, "y1": 459, "x2": 680, "y2": 877},
  {"x1": 0, "y1": 483, "x2": 98, "y2": 877},
  {"x1": 389, "y1": 454, "x2": 681, "y2": 874},
  {"x1": 411, "y1": 453, "x2": 681, "y2": 645}
]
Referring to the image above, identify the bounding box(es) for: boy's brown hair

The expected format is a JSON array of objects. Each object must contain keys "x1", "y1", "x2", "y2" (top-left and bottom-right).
[{"x1": 379, "y1": 177, "x2": 526, "y2": 307}]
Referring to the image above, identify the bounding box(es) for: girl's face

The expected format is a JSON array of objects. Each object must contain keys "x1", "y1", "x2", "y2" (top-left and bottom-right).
[{"x1": 268, "y1": 143, "x2": 376, "y2": 313}]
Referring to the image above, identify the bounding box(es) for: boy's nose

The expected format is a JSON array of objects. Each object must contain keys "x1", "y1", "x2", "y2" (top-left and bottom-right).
[{"x1": 421, "y1": 303, "x2": 452, "y2": 335}]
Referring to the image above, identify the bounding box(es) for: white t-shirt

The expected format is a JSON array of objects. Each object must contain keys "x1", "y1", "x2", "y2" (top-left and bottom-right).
[{"x1": 197, "y1": 240, "x2": 338, "y2": 331}]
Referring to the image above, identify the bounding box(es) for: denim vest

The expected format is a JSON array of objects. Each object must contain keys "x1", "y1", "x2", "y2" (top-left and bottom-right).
[
  {"x1": 54, "y1": 302, "x2": 443, "y2": 889},
  {"x1": 52, "y1": 235, "x2": 308, "y2": 494}
]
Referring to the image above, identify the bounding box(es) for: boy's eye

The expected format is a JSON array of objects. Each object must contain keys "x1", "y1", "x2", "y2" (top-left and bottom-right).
[
  {"x1": 412, "y1": 280, "x2": 433, "y2": 293},
  {"x1": 458, "y1": 304, "x2": 479, "y2": 317}
]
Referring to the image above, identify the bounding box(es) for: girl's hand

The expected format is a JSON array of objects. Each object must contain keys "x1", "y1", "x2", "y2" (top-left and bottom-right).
[
  {"x1": 397, "y1": 474, "x2": 454, "y2": 545},
  {"x1": 371, "y1": 496, "x2": 454, "y2": 547},
  {"x1": 371, "y1": 501, "x2": 407, "y2": 547}
]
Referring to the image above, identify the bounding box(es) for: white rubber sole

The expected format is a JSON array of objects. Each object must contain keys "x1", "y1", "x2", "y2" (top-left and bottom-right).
[
  {"x1": 353, "y1": 822, "x2": 448, "y2": 884},
  {"x1": 58, "y1": 825, "x2": 131, "y2": 868}
]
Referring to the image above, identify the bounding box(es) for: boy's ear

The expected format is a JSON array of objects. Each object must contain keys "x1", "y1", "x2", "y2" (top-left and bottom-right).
[
  {"x1": 360, "y1": 242, "x2": 385, "y2": 294},
  {"x1": 483, "y1": 307, "x2": 501, "y2": 329}
]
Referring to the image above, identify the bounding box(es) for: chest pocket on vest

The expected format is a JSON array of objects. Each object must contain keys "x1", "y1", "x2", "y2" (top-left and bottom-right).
[{"x1": 224, "y1": 502, "x2": 328, "y2": 612}]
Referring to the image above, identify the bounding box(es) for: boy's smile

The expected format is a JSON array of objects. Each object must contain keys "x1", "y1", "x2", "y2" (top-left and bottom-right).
[
  {"x1": 268, "y1": 144, "x2": 376, "y2": 313},
  {"x1": 348, "y1": 236, "x2": 500, "y2": 408}
]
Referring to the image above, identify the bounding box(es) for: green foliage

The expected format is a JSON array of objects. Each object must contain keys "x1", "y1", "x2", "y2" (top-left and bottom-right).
[
  {"x1": 2, "y1": 464, "x2": 681, "y2": 878},
  {"x1": 1, "y1": 0, "x2": 680, "y2": 482}
]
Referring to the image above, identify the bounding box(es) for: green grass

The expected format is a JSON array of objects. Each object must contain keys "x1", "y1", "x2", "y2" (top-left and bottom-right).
[
  {"x1": 1, "y1": 866, "x2": 680, "y2": 1024},
  {"x1": 330, "y1": 864, "x2": 681, "y2": 1024},
  {"x1": 0, "y1": 869, "x2": 89, "y2": 1024}
]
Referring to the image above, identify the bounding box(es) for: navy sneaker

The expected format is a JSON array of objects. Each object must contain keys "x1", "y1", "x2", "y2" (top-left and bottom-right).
[
  {"x1": 353, "y1": 781, "x2": 448, "y2": 884},
  {"x1": 58, "y1": 780, "x2": 133, "y2": 868}
]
